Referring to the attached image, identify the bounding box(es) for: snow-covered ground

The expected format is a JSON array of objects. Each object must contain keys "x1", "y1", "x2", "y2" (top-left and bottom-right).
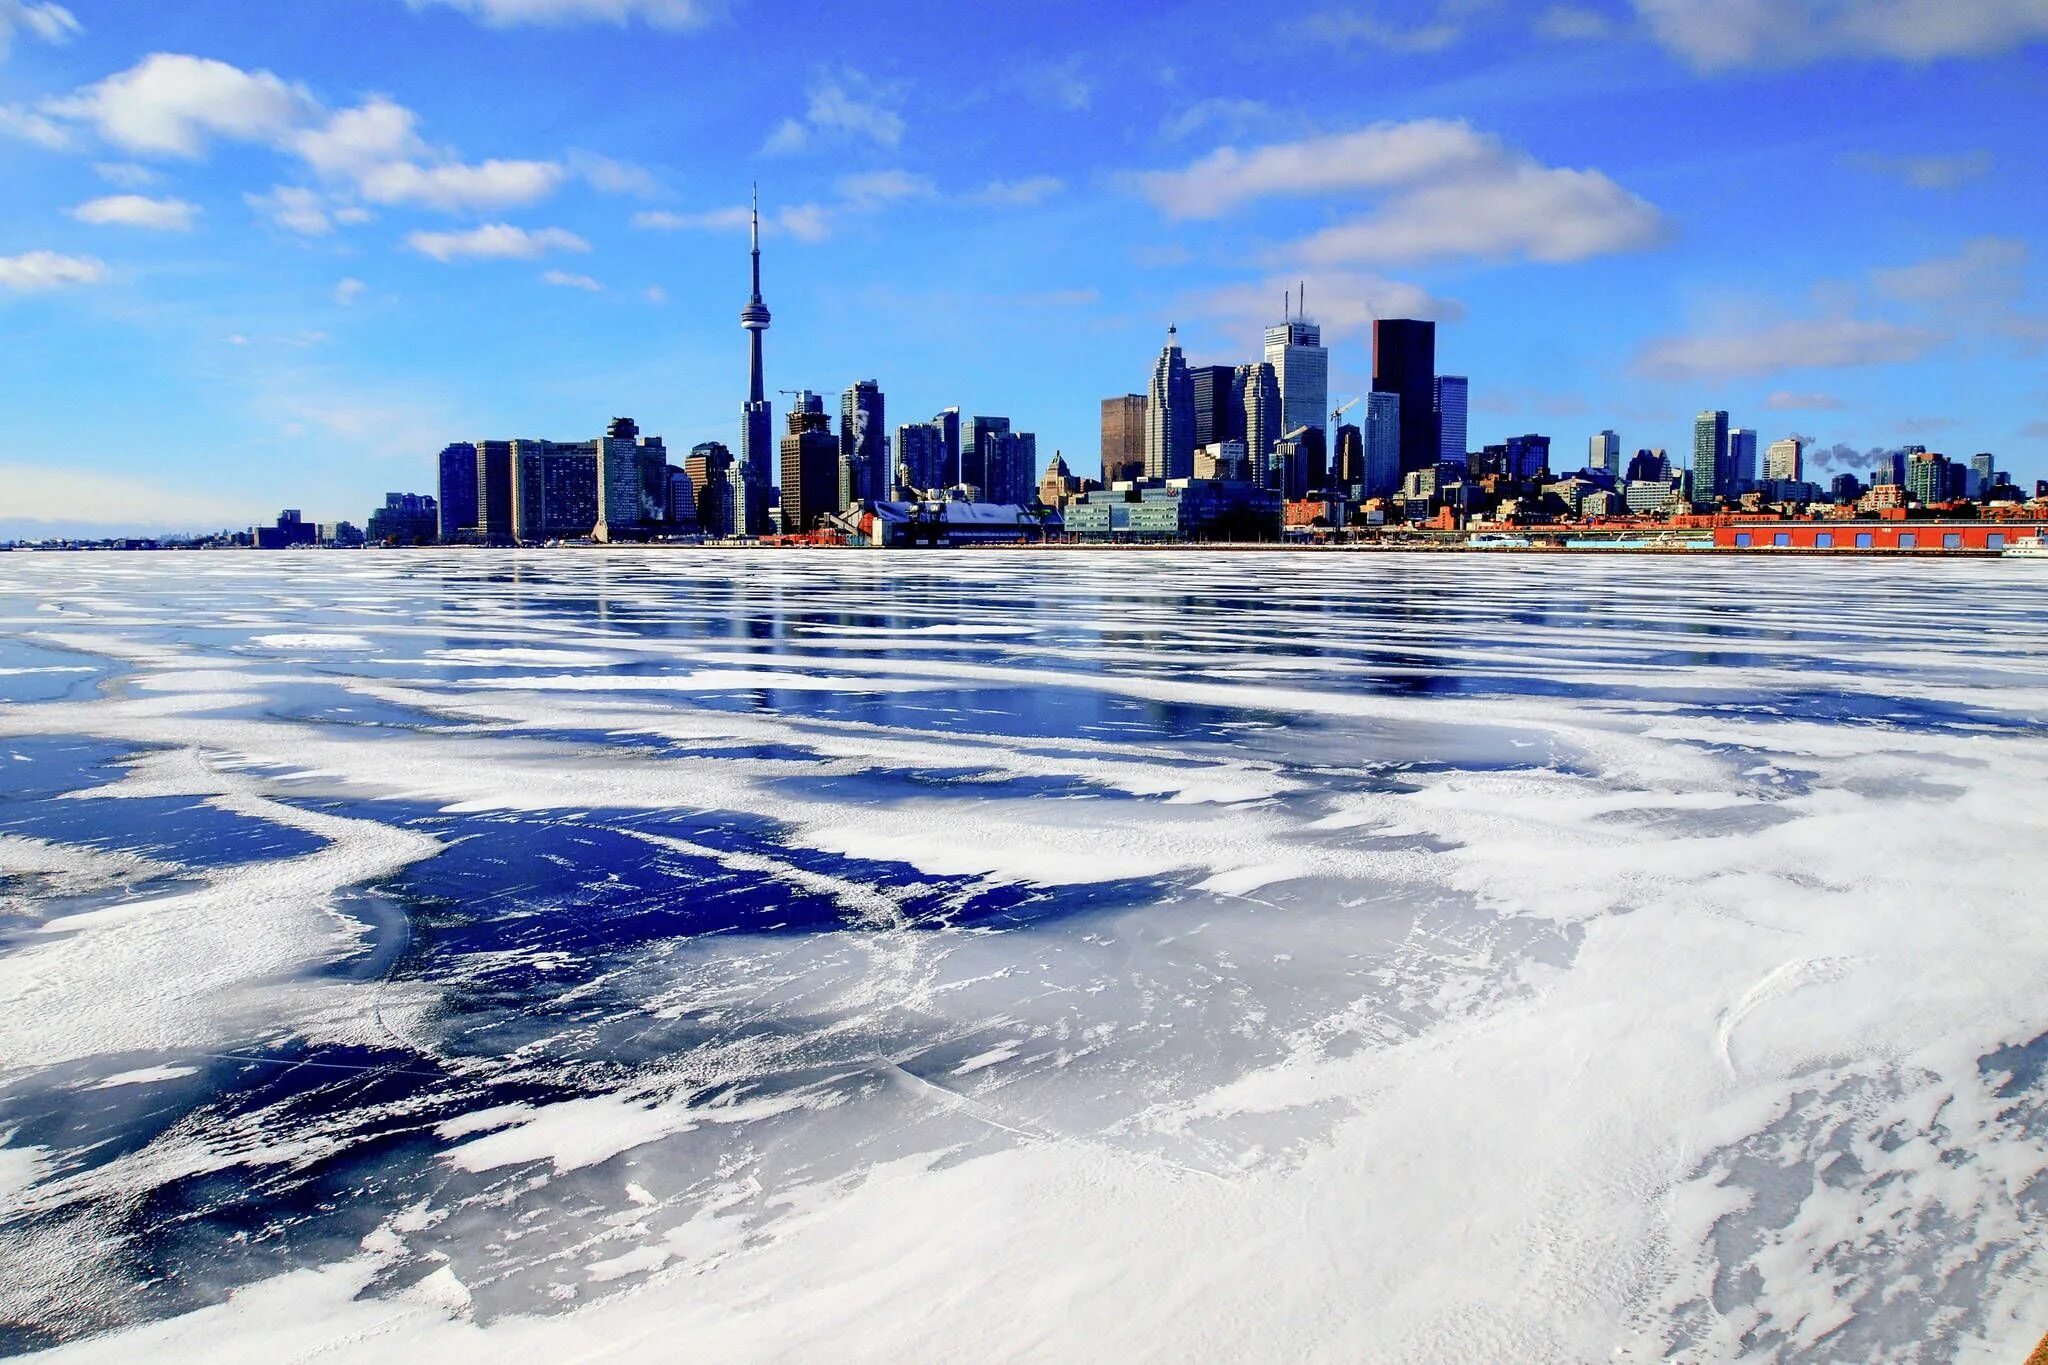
[{"x1": 1, "y1": 549, "x2": 2045, "y2": 1361}]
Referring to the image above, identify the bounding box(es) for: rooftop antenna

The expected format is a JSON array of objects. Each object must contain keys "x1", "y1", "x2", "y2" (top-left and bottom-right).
[
  {"x1": 1284, "y1": 289, "x2": 1291, "y2": 321},
  {"x1": 1299, "y1": 279, "x2": 1307, "y2": 318}
]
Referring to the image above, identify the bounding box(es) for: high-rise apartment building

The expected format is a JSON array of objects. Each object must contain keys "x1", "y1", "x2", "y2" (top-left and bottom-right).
[
  {"x1": 1190, "y1": 364, "x2": 1239, "y2": 450},
  {"x1": 475, "y1": 439, "x2": 515, "y2": 545},
  {"x1": 931, "y1": 408, "x2": 961, "y2": 488},
  {"x1": 1372, "y1": 319, "x2": 1437, "y2": 476},
  {"x1": 1692, "y1": 410, "x2": 1730, "y2": 503},
  {"x1": 1434, "y1": 375, "x2": 1469, "y2": 466},
  {"x1": 840, "y1": 379, "x2": 886, "y2": 510},
  {"x1": 1764, "y1": 437, "x2": 1804, "y2": 483},
  {"x1": 684, "y1": 441, "x2": 735, "y2": 537},
  {"x1": 1236, "y1": 363, "x2": 1282, "y2": 490},
  {"x1": 597, "y1": 417, "x2": 664, "y2": 539},
  {"x1": 1265, "y1": 317, "x2": 1328, "y2": 460},
  {"x1": 1146, "y1": 326, "x2": 1195, "y2": 482},
  {"x1": 512, "y1": 438, "x2": 599, "y2": 542},
  {"x1": 1728, "y1": 427, "x2": 1757, "y2": 491},
  {"x1": 1589, "y1": 429, "x2": 1620, "y2": 474},
  {"x1": 961, "y1": 415, "x2": 1012, "y2": 498},
  {"x1": 1363, "y1": 391, "x2": 1401, "y2": 498},
  {"x1": 895, "y1": 423, "x2": 946, "y2": 495},
  {"x1": 780, "y1": 392, "x2": 837, "y2": 533},
  {"x1": 1100, "y1": 395, "x2": 1146, "y2": 485},
  {"x1": 436, "y1": 441, "x2": 478, "y2": 541}
]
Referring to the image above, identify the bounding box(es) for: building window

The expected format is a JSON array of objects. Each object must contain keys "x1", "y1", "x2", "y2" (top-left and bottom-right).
[
  {"x1": 1772, "y1": 532, "x2": 1791, "y2": 547},
  {"x1": 1989, "y1": 533, "x2": 2006, "y2": 551},
  {"x1": 1815, "y1": 533, "x2": 1834, "y2": 548},
  {"x1": 1943, "y1": 533, "x2": 1962, "y2": 549},
  {"x1": 1855, "y1": 532, "x2": 1873, "y2": 548},
  {"x1": 1734, "y1": 532, "x2": 1751, "y2": 547},
  {"x1": 1898, "y1": 533, "x2": 1917, "y2": 549}
]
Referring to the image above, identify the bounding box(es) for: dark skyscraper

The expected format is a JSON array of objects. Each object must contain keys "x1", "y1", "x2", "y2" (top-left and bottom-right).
[
  {"x1": 1101, "y1": 394, "x2": 1146, "y2": 484},
  {"x1": 962, "y1": 415, "x2": 1012, "y2": 497},
  {"x1": 932, "y1": 408, "x2": 961, "y2": 488},
  {"x1": 436, "y1": 441, "x2": 478, "y2": 541},
  {"x1": 1189, "y1": 364, "x2": 1238, "y2": 450},
  {"x1": 780, "y1": 393, "x2": 837, "y2": 533},
  {"x1": 1372, "y1": 319, "x2": 1437, "y2": 476},
  {"x1": 840, "y1": 379, "x2": 885, "y2": 509},
  {"x1": 475, "y1": 440, "x2": 514, "y2": 545},
  {"x1": 739, "y1": 188, "x2": 774, "y2": 491}
]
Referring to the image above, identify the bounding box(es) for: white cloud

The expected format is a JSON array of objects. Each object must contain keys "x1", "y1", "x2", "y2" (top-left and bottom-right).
[
  {"x1": 1848, "y1": 149, "x2": 1992, "y2": 190},
  {"x1": 765, "y1": 68, "x2": 905, "y2": 154},
  {"x1": 0, "y1": 0, "x2": 80, "y2": 63},
  {"x1": 247, "y1": 185, "x2": 340, "y2": 236},
  {"x1": 334, "y1": 277, "x2": 367, "y2": 305},
  {"x1": 292, "y1": 95, "x2": 423, "y2": 177},
  {"x1": 405, "y1": 223, "x2": 589, "y2": 261},
  {"x1": 1139, "y1": 119, "x2": 1667, "y2": 268},
  {"x1": 837, "y1": 169, "x2": 935, "y2": 208},
  {"x1": 70, "y1": 193, "x2": 199, "y2": 230},
  {"x1": 0, "y1": 249, "x2": 106, "y2": 291},
  {"x1": 1633, "y1": 0, "x2": 2048, "y2": 69},
  {"x1": 1766, "y1": 391, "x2": 1846, "y2": 411},
  {"x1": 633, "y1": 201, "x2": 831, "y2": 242},
  {"x1": 1871, "y1": 235, "x2": 2024, "y2": 304},
  {"x1": 1160, "y1": 98, "x2": 1272, "y2": 142},
  {"x1": 93, "y1": 160, "x2": 160, "y2": 187},
  {"x1": 968, "y1": 175, "x2": 1064, "y2": 207},
  {"x1": 568, "y1": 151, "x2": 659, "y2": 196},
  {"x1": 1535, "y1": 4, "x2": 1617, "y2": 39},
  {"x1": 0, "y1": 103, "x2": 72, "y2": 148},
  {"x1": 1299, "y1": 7, "x2": 1466, "y2": 51},
  {"x1": 1016, "y1": 57, "x2": 1091, "y2": 112},
  {"x1": 404, "y1": 0, "x2": 710, "y2": 28},
  {"x1": 1191, "y1": 270, "x2": 1463, "y2": 345},
  {"x1": 541, "y1": 268, "x2": 603, "y2": 291},
  {"x1": 1636, "y1": 318, "x2": 1939, "y2": 379},
  {"x1": 776, "y1": 203, "x2": 831, "y2": 242},
  {"x1": 356, "y1": 157, "x2": 562, "y2": 210},
  {"x1": 46, "y1": 53, "x2": 315, "y2": 156}
]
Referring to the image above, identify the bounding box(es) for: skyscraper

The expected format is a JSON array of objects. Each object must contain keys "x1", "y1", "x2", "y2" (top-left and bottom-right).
[
  {"x1": 961, "y1": 415, "x2": 1011, "y2": 497},
  {"x1": 932, "y1": 408, "x2": 961, "y2": 488},
  {"x1": 1434, "y1": 375, "x2": 1469, "y2": 466},
  {"x1": 1589, "y1": 429, "x2": 1620, "y2": 475},
  {"x1": 840, "y1": 379, "x2": 885, "y2": 509},
  {"x1": 1372, "y1": 319, "x2": 1437, "y2": 476},
  {"x1": 1100, "y1": 395, "x2": 1147, "y2": 484},
  {"x1": 436, "y1": 441, "x2": 478, "y2": 541},
  {"x1": 1146, "y1": 325, "x2": 1195, "y2": 482},
  {"x1": 512, "y1": 438, "x2": 599, "y2": 542},
  {"x1": 895, "y1": 422, "x2": 945, "y2": 495},
  {"x1": 1692, "y1": 410, "x2": 1729, "y2": 503},
  {"x1": 1332, "y1": 424, "x2": 1364, "y2": 489},
  {"x1": 739, "y1": 189, "x2": 774, "y2": 491},
  {"x1": 1363, "y1": 391, "x2": 1401, "y2": 498},
  {"x1": 780, "y1": 392, "x2": 837, "y2": 533},
  {"x1": 1236, "y1": 363, "x2": 1281, "y2": 490},
  {"x1": 685, "y1": 441, "x2": 735, "y2": 536},
  {"x1": 1765, "y1": 437, "x2": 1803, "y2": 483},
  {"x1": 597, "y1": 417, "x2": 655, "y2": 539},
  {"x1": 1190, "y1": 364, "x2": 1238, "y2": 450},
  {"x1": 475, "y1": 439, "x2": 514, "y2": 545},
  {"x1": 1728, "y1": 427, "x2": 1757, "y2": 492},
  {"x1": 1265, "y1": 315, "x2": 1328, "y2": 461}
]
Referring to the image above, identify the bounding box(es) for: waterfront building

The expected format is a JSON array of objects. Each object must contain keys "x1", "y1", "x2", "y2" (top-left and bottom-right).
[
  {"x1": 436, "y1": 441, "x2": 478, "y2": 541},
  {"x1": 895, "y1": 422, "x2": 947, "y2": 496},
  {"x1": 1101, "y1": 394, "x2": 1147, "y2": 485},
  {"x1": 476, "y1": 439, "x2": 515, "y2": 545},
  {"x1": 1765, "y1": 437, "x2": 1804, "y2": 484},
  {"x1": 960, "y1": 415, "x2": 1009, "y2": 498},
  {"x1": 1266, "y1": 315, "x2": 1329, "y2": 461},
  {"x1": 1435, "y1": 376, "x2": 1469, "y2": 467},
  {"x1": 365, "y1": 492, "x2": 438, "y2": 545},
  {"x1": 685, "y1": 441, "x2": 736, "y2": 536},
  {"x1": 728, "y1": 461, "x2": 768, "y2": 536},
  {"x1": 1363, "y1": 391, "x2": 1401, "y2": 498},
  {"x1": 1589, "y1": 429, "x2": 1620, "y2": 474},
  {"x1": 739, "y1": 190, "x2": 774, "y2": 492},
  {"x1": 1728, "y1": 427, "x2": 1758, "y2": 491},
  {"x1": 255, "y1": 509, "x2": 317, "y2": 549},
  {"x1": 596, "y1": 417, "x2": 665, "y2": 540},
  {"x1": 1146, "y1": 325, "x2": 1196, "y2": 482},
  {"x1": 1692, "y1": 410, "x2": 1730, "y2": 503},
  {"x1": 665, "y1": 468, "x2": 699, "y2": 532},
  {"x1": 1064, "y1": 478, "x2": 1282, "y2": 542},
  {"x1": 1372, "y1": 319, "x2": 1436, "y2": 476},
  {"x1": 513, "y1": 438, "x2": 600, "y2": 542},
  {"x1": 780, "y1": 393, "x2": 838, "y2": 533},
  {"x1": 1906, "y1": 450, "x2": 1954, "y2": 504},
  {"x1": 840, "y1": 379, "x2": 886, "y2": 510},
  {"x1": 1236, "y1": 363, "x2": 1282, "y2": 490}
]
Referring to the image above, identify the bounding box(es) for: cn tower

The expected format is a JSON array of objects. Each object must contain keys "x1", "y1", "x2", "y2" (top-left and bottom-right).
[{"x1": 739, "y1": 186, "x2": 773, "y2": 489}]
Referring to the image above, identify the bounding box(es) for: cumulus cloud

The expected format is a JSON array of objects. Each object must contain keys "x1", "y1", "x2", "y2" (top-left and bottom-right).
[
  {"x1": 540, "y1": 268, "x2": 603, "y2": 291},
  {"x1": 1160, "y1": 98, "x2": 1274, "y2": 142},
  {"x1": 1632, "y1": 0, "x2": 2048, "y2": 69},
  {"x1": 70, "y1": 193, "x2": 198, "y2": 230},
  {"x1": 1190, "y1": 270, "x2": 1463, "y2": 345},
  {"x1": 0, "y1": 0, "x2": 81, "y2": 63},
  {"x1": 1138, "y1": 119, "x2": 1667, "y2": 268},
  {"x1": 1848, "y1": 149, "x2": 1992, "y2": 190},
  {"x1": 46, "y1": 53, "x2": 316, "y2": 156},
  {"x1": 567, "y1": 151, "x2": 659, "y2": 196},
  {"x1": 405, "y1": 223, "x2": 589, "y2": 261},
  {"x1": 247, "y1": 185, "x2": 341, "y2": 235},
  {"x1": 633, "y1": 204, "x2": 828, "y2": 240},
  {"x1": 836, "y1": 169, "x2": 935, "y2": 209},
  {"x1": 356, "y1": 157, "x2": 562, "y2": 211},
  {"x1": 404, "y1": 0, "x2": 710, "y2": 27},
  {"x1": 93, "y1": 160, "x2": 159, "y2": 187},
  {"x1": 0, "y1": 249, "x2": 107, "y2": 291},
  {"x1": 0, "y1": 103, "x2": 72, "y2": 148},
  {"x1": 1636, "y1": 318, "x2": 1939, "y2": 379},
  {"x1": 1299, "y1": 4, "x2": 1468, "y2": 51},
  {"x1": 1766, "y1": 391, "x2": 1846, "y2": 410},
  {"x1": 1873, "y1": 236, "x2": 2045, "y2": 343},
  {"x1": 333, "y1": 277, "x2": 366, "y2": 305},
  {"x1": 764, "y1": 68, "x2": 905, "y2": 154}
]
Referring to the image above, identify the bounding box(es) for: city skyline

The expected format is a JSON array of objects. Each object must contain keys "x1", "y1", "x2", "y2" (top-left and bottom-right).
[{"x1": 2, "y1": 1, "x2": 2046, "y2": 537}]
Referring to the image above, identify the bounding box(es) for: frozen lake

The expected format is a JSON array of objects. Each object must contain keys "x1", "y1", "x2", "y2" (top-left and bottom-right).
[{"x1": 1, "y1": 548, "x2": 2045, "y2": 1361}]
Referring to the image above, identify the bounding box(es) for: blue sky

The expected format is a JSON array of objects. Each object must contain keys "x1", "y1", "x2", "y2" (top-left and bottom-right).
[{"x1": 2, "y1": 0, "x2": 2046, "y2": 533}]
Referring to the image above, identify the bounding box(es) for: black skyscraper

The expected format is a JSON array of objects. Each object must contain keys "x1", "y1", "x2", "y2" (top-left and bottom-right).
[
  {"x1": 436, "y1": 441, "x2": 478, "y2": 541},
  {"x1": 1372, "y1": 319, "x2": 1437, "y2": 476},
  {"x1": 1189, "y1": 365, "x2": 1238, "y2": 450}
]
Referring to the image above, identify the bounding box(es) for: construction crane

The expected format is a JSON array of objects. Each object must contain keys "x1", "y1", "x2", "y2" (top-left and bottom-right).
[
  {"x1": 1331, "y1": 397, "x2": 1360, "y2": 428},
  {"x1": 1281, "y1": 424, "x2": 1311, "y2": 444}
]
